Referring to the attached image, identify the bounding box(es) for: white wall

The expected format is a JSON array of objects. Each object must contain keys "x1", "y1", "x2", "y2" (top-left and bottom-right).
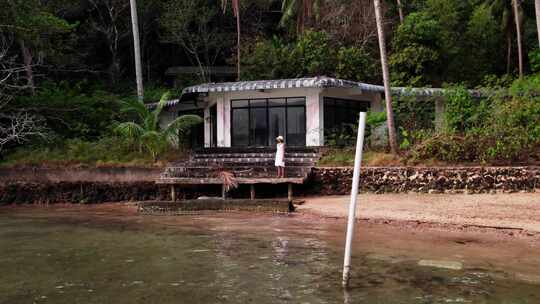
[
  {"x1": 177, "y1": 87, "x2": 382, "y2": 148},
  {"x1": 212, "y1": 88, "x2": 323, "y2": 147}
]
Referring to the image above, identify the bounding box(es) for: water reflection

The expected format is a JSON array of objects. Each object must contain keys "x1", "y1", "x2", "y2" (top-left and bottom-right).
[{"x1": 0, "y1": 211, "x2": 538, "y2": 304}]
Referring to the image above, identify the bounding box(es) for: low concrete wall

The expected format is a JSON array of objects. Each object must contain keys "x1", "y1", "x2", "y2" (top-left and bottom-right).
[
  {"x1": 0, "y1": 167, "x2": 162, "y2": 184},
  {"x1": 0, "y1": 166, "x2": 538, "y2": 204}
]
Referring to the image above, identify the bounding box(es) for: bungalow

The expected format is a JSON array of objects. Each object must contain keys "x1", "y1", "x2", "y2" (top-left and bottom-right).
[
  {"x1": 155, "y1": 76, "x2": 484, "y2": 200},
  {"x1": 159, "y1": 76, "x2": 393, "y2": 148}
]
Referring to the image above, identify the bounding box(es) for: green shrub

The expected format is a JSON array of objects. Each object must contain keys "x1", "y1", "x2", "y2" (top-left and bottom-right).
[
  {"x1": 9, "y1": 81, "x2": 121, "y2": 140},
  {"x1": 408, "y1": 76, "x2": 540, "y2": 164},
  {"x1": 1, "y1": 137, "x2": 153, "y2": 167},
  {"x1": 529, "y1": 49, "x2": 540, "y2": 73},
  {"x1": 443, "y1": 85, "x2": 488, "y2": 133},
  {"x1": 242, "y1": 31, "x2": 379, "y2": 81}
]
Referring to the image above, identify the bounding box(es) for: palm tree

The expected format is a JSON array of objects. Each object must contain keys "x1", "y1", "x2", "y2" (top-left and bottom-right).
[
  {"x1": 279, "y1": 0, "x2": 321, "y2": 34},
  {"x1": 536, "y1": 0, "x2": 540, "y2": 46},
  {"x1": 512, "y1": 0, "x2": 523, "y2": 78},
  {"x1": 373, "y1": 0, "x2": 398, "y2": 155},
  {"x1": 221, "y1": 0, "x2": 241, "y2": 80},
  {"x1": 489, "y1": 0, "x2": 521, "y2": 75},
  {"x1": 115, "y1": 92, "x2": 203, "y2": 161},
  {"x1": 396, "y1": 0, "x2": 404, "y2": 23}
]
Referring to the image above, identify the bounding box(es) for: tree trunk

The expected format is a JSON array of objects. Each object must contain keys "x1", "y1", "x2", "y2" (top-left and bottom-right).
[
  {"x1": 536, "y1": 0, "x2": 540, "y2": 47},
  {"x1": 129, "y1": 0, "x2": 144, "y2": 102},
  {"x1": 373, "y1": 0, "x2": 398, "y2": 155},
  {"x1": 236, "y1": 8, "x2": 241, "y2": 80},
  {"x1": 109, "y1": 56, "x2": 120, "y2": 86},
  {"x1": 18, "y1": 39, "x2": 35, "y2": 95},
  {"x1": 396, "y1": 0, "x2": 404, "y2": 24},
  {"x1": 506, "y1": 32, "x2": 512, "y2": 74},
  {"x1": 512, "y1": 0, "x2": 523, "y2": 78}
]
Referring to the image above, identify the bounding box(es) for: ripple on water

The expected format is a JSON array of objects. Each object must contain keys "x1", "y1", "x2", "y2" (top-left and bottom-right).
[{"x1": 0, "y1": 213, "x2": 539, "y2": 304}]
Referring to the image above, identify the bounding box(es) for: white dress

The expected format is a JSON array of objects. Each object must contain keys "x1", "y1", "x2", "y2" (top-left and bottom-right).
[{"x1": 275, "y1": 143, "x2": 285, "y2": 167}]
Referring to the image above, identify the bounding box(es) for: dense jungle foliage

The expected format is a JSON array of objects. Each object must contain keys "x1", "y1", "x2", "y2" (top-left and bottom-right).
[{"x1": 0, "y1": 0, "x2": 539, "y2": 166}]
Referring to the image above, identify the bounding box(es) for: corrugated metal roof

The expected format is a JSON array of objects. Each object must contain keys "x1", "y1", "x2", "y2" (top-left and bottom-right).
[
  {"x1": 148, "y1": 77, "x2": 484, "y2": 109},
  {"x1": 182, "y1": 76, "x2": 384, "y2": 94},
  {"x1": 181, "y1": 76, "x2": 481, "y2": 97},
  {"x1": 165, "y1": 66, "x2": 236, "y2": 75}
]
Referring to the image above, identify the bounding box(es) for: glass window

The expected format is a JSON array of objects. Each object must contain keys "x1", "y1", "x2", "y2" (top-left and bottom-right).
[
  {"x1": 232, "y1": 108, "x2": 249, "y2": 146},
  {"x1": 250, "y1": 108, "x2": 268, "y2": 146},
  {"x1": 231, "y1": 99, "x2": 249, "y2": 108},
  {"x1": 287, "y1": 97, "x2": 305, "y2": 106},
  {"x1": 268, "y1": 98, "x2": 286, "y2": 106},
  {"x1": 269, "y1": 107, "x2": 286, "y2": 142},
  {"x1": 323, "y1": 97, "x2": 370, "y2": 146},
  {"x1": 250, "y1": 99, "x2": 267, "y2": 107},
  {"x1": 287, "y1": 107, "x2": 306, "y2": 146},
  {"x1": 324, "y1": 104, "x2": 336, "y2": 132},
  {"x1": 230, "y1": 97, "x2": 306, "y2": 147}
]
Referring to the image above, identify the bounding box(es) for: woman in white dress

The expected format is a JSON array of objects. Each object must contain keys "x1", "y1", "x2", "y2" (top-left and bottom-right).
[{"x1": 275, "y1": 136, "x2": 285, "y2": 178}]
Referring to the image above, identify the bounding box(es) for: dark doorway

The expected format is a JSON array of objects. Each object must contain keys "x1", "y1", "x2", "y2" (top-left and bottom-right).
[
  {"x1": 209, "y1": 104, "x2": 217, "y2": 147},
  {"x1": 178, "y1": 109, "x2": 204, "y2": 149}
]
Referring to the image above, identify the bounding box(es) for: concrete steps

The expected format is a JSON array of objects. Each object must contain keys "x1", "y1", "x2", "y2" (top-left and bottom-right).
[{"x1": 160, "y1": 147, "x2": 320, "y2": 181}]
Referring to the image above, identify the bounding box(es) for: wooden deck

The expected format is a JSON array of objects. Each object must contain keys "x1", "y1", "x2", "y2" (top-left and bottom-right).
[
  {"x1": 156, "y1": 177, "x2": 306, "y2": 185},
  {"x1": 156, "y1": 147, "x2": 320, "y2": 201}
]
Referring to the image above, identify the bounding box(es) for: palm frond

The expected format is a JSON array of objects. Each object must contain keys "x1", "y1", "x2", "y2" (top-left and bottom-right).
[
  {"x1": 279, "y1": 0, "x2": 297, "y2": 28},
  {"x1": 140, "y1": 130, "x2": 162, "y2": 143},
  {"x1": 164, "y1": 114, "x2": 203, "y2": 137},
  {"x1": 219, "y1": 171, "x2": 238, "y2": 192},
  {"x1": 143, "y1": 112, "x2": 158, "y2": 132},
  {"x1": 120, "y1": 98, "x2": 149, "y2": 121},
  {"x1": 153, "y1": 92, "x2": 171, "y2": 118},
  {"x1": 114, "y1": 122, "x2": 145, "y2": 139}
]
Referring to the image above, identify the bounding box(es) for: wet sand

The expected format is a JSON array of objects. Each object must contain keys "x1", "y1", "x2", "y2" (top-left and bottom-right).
[{"x1": 298, "y1": 193, "x2": 540, "y2": 237}]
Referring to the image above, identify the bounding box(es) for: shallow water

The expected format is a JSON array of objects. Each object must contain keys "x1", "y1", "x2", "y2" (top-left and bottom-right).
[{"x1": 0, "y1": 209, "x2": 539, "y2": 304}]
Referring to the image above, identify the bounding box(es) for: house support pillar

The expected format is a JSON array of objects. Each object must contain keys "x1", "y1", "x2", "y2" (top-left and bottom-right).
[
  {"x1": 435, "y1": 98, "x2": 445, "y2": 131},
  {"x1": 287, "y1": 183, "x2": 293, "y2": 202},
  {"x1": 250, "y1": 184, "x2": 255, "y2": 200},
  {"x1": 170, "y1": 185, "x2": 176, "y2": 202}
]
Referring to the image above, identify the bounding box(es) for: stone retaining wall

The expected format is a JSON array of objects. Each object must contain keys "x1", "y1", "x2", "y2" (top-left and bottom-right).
[
  {"x1": 305, "y1": 167, "x2": 539, "y2": 195},
  {"x1": 0, "y1": 166, "x2": 537, "y2": 204},
  {"x1": 0, "y1": 182, "x2": 221, "y2": 205}
]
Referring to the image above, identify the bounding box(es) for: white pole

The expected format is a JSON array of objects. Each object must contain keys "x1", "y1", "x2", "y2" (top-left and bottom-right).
[
  {"x1": 342, "y1": 112, "x2": 367, "y2": 288},
  {"x1": 129, "y1": 0, "x2": 144, "y2": 102}
]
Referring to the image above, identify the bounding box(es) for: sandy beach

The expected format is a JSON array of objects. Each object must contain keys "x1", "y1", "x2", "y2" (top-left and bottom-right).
[{"x1": 297, "y1": 193, "x2": 540, "y2": 235}]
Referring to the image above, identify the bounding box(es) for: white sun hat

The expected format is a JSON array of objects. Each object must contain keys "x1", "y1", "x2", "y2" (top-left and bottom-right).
[{"x1": 276, "y1": 136, "x2": 284, "y2": 141}]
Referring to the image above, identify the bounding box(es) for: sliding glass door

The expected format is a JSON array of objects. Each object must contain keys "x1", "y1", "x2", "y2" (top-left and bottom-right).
[{"x1": 231, "y1": 97, "x2": 306, "y2": 147}]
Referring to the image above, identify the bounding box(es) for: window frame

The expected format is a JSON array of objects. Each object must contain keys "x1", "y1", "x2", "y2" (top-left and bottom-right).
[{"x1": 230, "y1": 97, "x2": 307, "y2": 147}]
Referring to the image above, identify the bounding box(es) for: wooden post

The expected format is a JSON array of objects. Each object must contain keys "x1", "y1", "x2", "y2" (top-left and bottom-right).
[
  {"x1": 170, "y1": 185, "x2": 176, "y2": 202},
  {"x1": 222, "y1": 184, "x2": 226, "y2": 199},
  {"x1": 250, "y1": 184, "x2": 255, "y2": 200},
  {"x1": 435, "y1": 97, "x2": 446, "y2": 131},
  {"x1": 287, "y1": 183, "x2": 293, "y2": 202}
]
